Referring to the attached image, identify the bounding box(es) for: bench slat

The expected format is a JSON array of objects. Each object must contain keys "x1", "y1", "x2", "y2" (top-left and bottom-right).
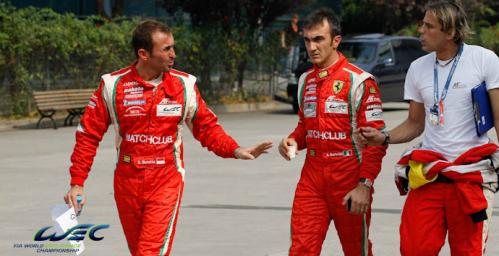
[{"x1": 33, "y1": 89, "x2": 95, "y2": 112}]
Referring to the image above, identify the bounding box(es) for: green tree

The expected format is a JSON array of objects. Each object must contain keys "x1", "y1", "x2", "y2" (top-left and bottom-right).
[{"x1": 161, "y1": 0, "x2": 311, "y2": 93}]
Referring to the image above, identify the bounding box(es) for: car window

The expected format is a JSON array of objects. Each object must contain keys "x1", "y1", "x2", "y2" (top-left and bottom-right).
[
  {"x1": 377, "y1": 42, "x2": 394, "y2": 64},
  {"x1": 392, "y1": 39, "x2": 426, "y2": 64},
  {"x1": 339, "y1": 42, "x2": 377, "y2": 64}
]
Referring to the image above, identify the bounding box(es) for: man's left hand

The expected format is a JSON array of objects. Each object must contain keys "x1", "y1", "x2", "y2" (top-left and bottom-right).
[
  {"x1": 234, "y1": 141, "x2": 273, "y2": 160},
  {"x1": 342, "y1": 184, "x2": 371, "y2": 214}
]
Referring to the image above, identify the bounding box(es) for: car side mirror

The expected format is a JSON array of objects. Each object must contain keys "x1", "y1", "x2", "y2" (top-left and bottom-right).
[{"x1": 382, "y1": 57, "x2": 395, "y2": 66}]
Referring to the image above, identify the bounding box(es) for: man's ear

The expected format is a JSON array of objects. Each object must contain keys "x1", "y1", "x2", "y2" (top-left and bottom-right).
[
  {"x1": 446, "y1": 29, "x2": 456, "y2": 42},
  {"x1": 137, "y1": 48, "x2": 149, "y2": 61},
  {"x1": 332, "y1": 35, "x2": 342, "y2": 49}
]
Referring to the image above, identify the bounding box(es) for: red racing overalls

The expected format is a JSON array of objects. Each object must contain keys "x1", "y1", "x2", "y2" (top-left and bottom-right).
[
  {"x1": 69, "y1": 64, "x2": 239, "y2": 256},
  {"x1": 288, "y1": 53, "x2": 387, "y2": 256}
]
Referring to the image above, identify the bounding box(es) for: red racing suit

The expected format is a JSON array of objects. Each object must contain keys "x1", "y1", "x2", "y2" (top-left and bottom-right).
[
  {"x1": 69, "y1": 64, "x2": 239, "y2": 256},
  {"x1": 288, "y1": 53, "x2": 387, "y2": 256},
  {"x1": 396, "y1": 144, "x2": 499, "y2": 256}
]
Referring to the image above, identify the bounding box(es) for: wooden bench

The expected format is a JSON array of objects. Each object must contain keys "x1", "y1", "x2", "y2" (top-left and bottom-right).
[{"x1": 33, "y1": 88, "x2": 95, "y2": 129}]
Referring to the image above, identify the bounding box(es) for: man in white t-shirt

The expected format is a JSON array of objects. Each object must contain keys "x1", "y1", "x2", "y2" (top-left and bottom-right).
[{"x1": 360, "y1": 1, "x2": 499, "y2": 255}]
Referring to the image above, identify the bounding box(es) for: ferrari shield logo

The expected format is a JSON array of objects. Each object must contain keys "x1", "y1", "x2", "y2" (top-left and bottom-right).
[
  {"x1": 369, "y1": 86, "x2": 376, "y2": 94},
  {"x1": 332, "y1": 80, "x2": 344, "y2": 94}
]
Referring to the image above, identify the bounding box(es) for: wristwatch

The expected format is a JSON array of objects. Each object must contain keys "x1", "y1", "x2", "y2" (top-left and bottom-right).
[
  {"x1": 359, "y1": 178, "x2": 373, "y2": 189},
  {"x1": 381, "y1": 130, "x2": 390, "y2": 145}
]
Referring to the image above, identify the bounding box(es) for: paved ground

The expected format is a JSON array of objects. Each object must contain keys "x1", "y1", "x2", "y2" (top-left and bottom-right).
[{"x1": 1, "y1": 103, "x2": 498, "y2": 255}]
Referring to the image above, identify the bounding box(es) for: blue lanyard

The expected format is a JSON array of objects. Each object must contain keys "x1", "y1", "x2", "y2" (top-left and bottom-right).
[{"x1": 433, "y1": 44, "x2": 463, "y2": 105}]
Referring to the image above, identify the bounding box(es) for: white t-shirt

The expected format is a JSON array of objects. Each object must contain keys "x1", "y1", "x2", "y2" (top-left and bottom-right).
[
  {"x1": 404, "y1": 44, "x2": 499, "y2": 160},
  {"x1": 147, "y1": 74, "x2": 163, "y2": 87}
]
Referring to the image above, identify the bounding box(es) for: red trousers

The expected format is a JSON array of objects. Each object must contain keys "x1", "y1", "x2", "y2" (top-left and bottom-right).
[
  {"x1": 400, "y1": 182, "x2": 493, "y2": 256},
  {"x1": 114, "y1": 165, "x2": 184, "y2": 256},
  {"x1": 289, "y1": 160, "x2": 373, "y2": 256}
]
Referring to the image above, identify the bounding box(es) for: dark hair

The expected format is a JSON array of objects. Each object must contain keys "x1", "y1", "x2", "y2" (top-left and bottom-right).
[
  {"x1": 132, "y1": 20, "x2": 171, "y2": 58},
  {"x1": 303, "y1": 8, "x2": 341, "y2": 37},
  {"x1": 425, "y1": 1, "x2": 470, "y2": 44}
]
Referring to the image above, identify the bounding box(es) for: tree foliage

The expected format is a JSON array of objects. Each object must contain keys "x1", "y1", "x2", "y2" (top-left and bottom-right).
[
  {"x1": 0, "y1": 3, "x2": 137, "y2": 116},
  {"x1": 341, "y1": 0, "x2": 498, "y2": 35},
  {"x1": 161, "y1": 0, "x2": 310, "y2": 92}
]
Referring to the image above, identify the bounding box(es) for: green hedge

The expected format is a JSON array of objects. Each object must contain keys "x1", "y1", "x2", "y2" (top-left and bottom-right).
[
  {"x1": 0, "y1": 4, "x2": 139, "y2": 115},
  {"x1": 0, "y1": 4, "x2": 286, "y2": 116}
]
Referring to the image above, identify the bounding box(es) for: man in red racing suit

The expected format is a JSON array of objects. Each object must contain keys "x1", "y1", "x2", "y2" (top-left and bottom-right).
[
  {"x1": 278, "y1": 9, "x2": 386, "y2": 256},
  {"x1": 64, "y1": 20, "x2": 271, "y2": 256}
]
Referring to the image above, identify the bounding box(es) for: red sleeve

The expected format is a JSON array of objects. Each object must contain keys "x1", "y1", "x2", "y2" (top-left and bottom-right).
[
  {"x1": 190, "y1": 85, "x2": 240, "y2": 158},
  {"x1": 288, "y1": 106, "x2": 307, "y2": 150},
  {"x1": 358, "y1": 79, "x2": 387, "y2": 182},
  {"x1": 69, "y1": 81, "x2": 110, "y2": 186}
]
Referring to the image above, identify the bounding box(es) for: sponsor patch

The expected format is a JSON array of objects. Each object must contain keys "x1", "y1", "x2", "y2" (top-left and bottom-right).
[
  {"x1": 124, "y1": 87, "x2": 144, "y2": 93},
  {"x1": 306, "y1": 130, "x2": 347, "y2": 140},
  {"x1": 87, "y1": 99, "x2": 97, "y2": 108},
  {"x1": 124, "y1": 106, "x2": 146, "y2": 117},
  {"x1": 305, "y1": 89, "x2": 316, "y2": 95},
  {"x1": 318, "y1": 70, "x2": 328, "y2": 79},
  {"x1": 324, "y1": 150, "x2": 353, "y2": 157},
  {"x1": 157, "y1": 104, "x2": 182, "y2": 117},
  {"x1": 124, "y1": 100, "x2": 146, "y2": 106},
  {"x1": 308, "y1": 78, "x2": 316, "y2": 83},
  {"x1": 122, "y1": 155, "x2": 131, "y2": 163},
  {"x1": 366, "y1": 95, "x2": 381, "y2": 103},
  {"x1": 365, "y1": 109, "x2": 383, "y2": 122},
  {"x1": 325, "y1": 100, "x2": 348, "y2": 114},
  {"x1": 125, "y1": 134, "x2": 173, "y2": 144},
  {"x1": 304, "y1": 102, "x2": 316, "y2": 118},
  {"x1": 369, "y1": 86, "x2": 377, "y2": 94},
  {"x1": 332, "y1": 80, "x2": 344, "y2": 94},
  {"x1": 305, "y1": 84, "x2": 317, "y2": 95},
  {"x1": 136, "y1": 157, "x2": 166, "y2": 166},
  {"x1": 304, "y1": 96, "x2": 317, "y2": 102},
  {"x1": 309, "y1": 149, "x2": 316, "y2": 156},
  {"x1": 366, "y1": 104, "x2": 382, "y2": 110},
  {"x1": 452, "y1": 82, "x2": 466, "y2": 89},
  {"x1": 124, "y1": 94, "x2": 144, "y2": 99},
  {"x1": 123, "y1": 81, "x2": 139, "y2": 87},
  {"x1": 156, "y1": 158, "x2": 166, "y2": 165}
]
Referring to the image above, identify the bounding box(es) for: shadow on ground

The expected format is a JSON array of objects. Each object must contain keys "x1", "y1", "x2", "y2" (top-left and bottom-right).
[{"x1": 14, "y1": 118, "x2": 79, "y2": 130}]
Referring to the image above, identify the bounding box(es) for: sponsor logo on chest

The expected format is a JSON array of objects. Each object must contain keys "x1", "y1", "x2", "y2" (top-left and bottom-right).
[
  {"x1": 332, "y1": 80, "x2": 344, "y2": 94},
  {"x1": 123, "y1": 81, "x2": 139, "y2": 87},
  {"x1": 124, "y1": 106, "x2": 146, "y2": 117},
  {"x1": 304, "y1": 102, "x2": 317, "y2": 118},
  {"x1": 306, "y1": 130, "x2": 347, "y2": 140},
  {"x1": 157, "y1": 98, "x2": 182, "y2": 117},
  {"x1": 124, "y1": 87, "x2": 144, "y2": 93},
  {"x1": 124, "y1": 100, "x2": 146, "y2": 106},
  {"x1": 325, "y1": 96, "x2": 348, "y2": 114},
  {"x1": 125, "y1": 133, "x2": 173, "y2": 145},
  {"x1": 305, "y1": 83, "x2": 317, "y2": 95},
  {"x1": 304, "y1": 96, "x2": 317, "y2": 102}
]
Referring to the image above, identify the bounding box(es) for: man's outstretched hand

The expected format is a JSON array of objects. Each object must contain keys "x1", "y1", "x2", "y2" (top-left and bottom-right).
[{"x1": 234, "y1": 141, "x2": 273, "y2": 160}]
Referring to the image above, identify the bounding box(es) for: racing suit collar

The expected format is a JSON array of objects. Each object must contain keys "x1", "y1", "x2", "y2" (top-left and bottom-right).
[
  {"x1": 130, "y1": 63, "x2": 178, "y2": 98},
  {"x1": 313, "y1": 52, "x2": 347, "y2": 81}
]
